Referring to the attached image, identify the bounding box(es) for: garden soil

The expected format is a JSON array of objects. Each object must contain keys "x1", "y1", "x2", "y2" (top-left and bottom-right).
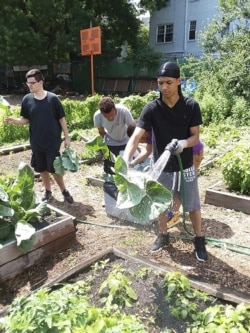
[{"x1": 1, "y1": 95, "x2": 250, "y2": 317}]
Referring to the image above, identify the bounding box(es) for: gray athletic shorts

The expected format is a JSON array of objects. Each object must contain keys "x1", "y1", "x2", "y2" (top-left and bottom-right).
[{"x1": 157, "y1": 165, "x2": 201, "y2": 212}]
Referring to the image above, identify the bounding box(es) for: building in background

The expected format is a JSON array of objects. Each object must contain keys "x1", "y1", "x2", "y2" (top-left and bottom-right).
[{"x1": 149, "y1": 0, "x2": 219, "y2": 61}]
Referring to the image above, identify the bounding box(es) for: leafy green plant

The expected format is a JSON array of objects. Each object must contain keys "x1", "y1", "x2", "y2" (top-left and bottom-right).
[
  {"x1": 53, "y1": 147, "x2": 80, "y2": 176},
  {"x1": 122, "y1": 94, "x2": 149, "y2": 119},
  {"x1": 188, "y1": 303, "x2": 250, "y2": 333},
  {"x1": 85, "y1": 135, "x2": 110, "y2": 159},
  {"x1": 91, "y1": 258, "x2": 110, "y2": 276},
  {"x1": 0, "y1": 280, "x2": 146, "y2": 333},
  {"x1": 99, "y1": 264, "x2": 138, "y2": 309},
  {"x1": 220, "y1": 143, "x2": 250, "y2": 194},
  {"x1": 0, "y1": 107, "x2": 29, "y2": 145},
  {"x1": 0, "y1": 163, "x2": 47, "y2": 252},
  {"x1": 231, "y1": 96, "x2": 250, "y2": 126},
  {"x1": 163, "y1": 272, "x2": 212, "y2": 321},
  {"x1": 114, "y1": 155, "x2": 172, "y2": 221},
  {"x1": 135, "y1": 266, "x2": 152, "y2": 280}
]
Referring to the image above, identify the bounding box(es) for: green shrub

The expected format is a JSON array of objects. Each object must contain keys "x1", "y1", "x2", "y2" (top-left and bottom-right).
[
  {"x1": 220, "y1": 144, "x2": 250, "y2": 195},
  {"x1": 0, "y1": 107, "x2": 29, "y2": 145},
  {"x1": 231, "y1": 96, "x2": 250, "y2": 126},
  {"x1": 197, "y1": 92, "x2": 217, "y2": 125},
  {"x1": 122, "y1": 94, "x2": 147, "y2": 119}
]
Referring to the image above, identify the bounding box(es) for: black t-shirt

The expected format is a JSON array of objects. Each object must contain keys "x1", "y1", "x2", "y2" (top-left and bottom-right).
[
  {"x1": 137, "y1": 96, "x2": 202, "y2": 171},
  {"x1": 21, "y1": 92, "x2": 65, "y2": 152}
]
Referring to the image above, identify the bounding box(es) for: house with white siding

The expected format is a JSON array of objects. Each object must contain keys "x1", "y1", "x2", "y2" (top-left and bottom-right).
[{"x1": 149, "y1": 0, "x2": 220, "y2": 61}]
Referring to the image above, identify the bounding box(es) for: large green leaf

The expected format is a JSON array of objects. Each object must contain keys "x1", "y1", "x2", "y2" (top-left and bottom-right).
[
  {"x1": 85, "y1": 135, "x2": 110, "y2": 159},
  {"x1": 11, "y1": 163, "x2": 35, "y2": 211},
  {"x1": 0, "y1": 185, "x2": 9, "y2": 202},
  {"x1": 23, "y1": 201, "x2": 48, "y2": 223},
  {"x1": 61, "y1": 147, "x2": 79, "y2": 172},
  {"x1": 53, "y1": 156, "x2": 65, "y2": 176},
  {"x1": 115, "y1": 173, "x2": 146, "y2": 209},
  {"x1": 0, "y1": 202, "x2": 14, "y2": 217},
  {"x1": 0, "y1": 186, "x2": 14, "y2": 217},
  {"x1": 114, "y1": 156, "x2": 172, "y2": 221},
  {"x1": 15, "y1": 221, "x2": 36, "y2": 252},
  {"x1": 0, "y1": 163, "x2": 48, "y2": 251},
  {"x1": 129, "y1": 180, "x2": 172, "y2": 221},
  {"x1": 53, "y1": 147, "x2": 79, "y2": 176}
]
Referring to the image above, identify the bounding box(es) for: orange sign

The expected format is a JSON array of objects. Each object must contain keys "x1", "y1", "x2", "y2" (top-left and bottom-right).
[{"x1": 80, "y1": 26, "x2": 101, "y2": 56}]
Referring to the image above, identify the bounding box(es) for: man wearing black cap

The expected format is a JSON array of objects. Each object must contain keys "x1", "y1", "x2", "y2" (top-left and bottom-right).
[{"x1": 123, "y1": 61, "x2": 208, "y2": 262}]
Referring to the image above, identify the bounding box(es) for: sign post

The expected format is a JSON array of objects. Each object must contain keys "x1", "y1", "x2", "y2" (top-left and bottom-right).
[{"x1": 80, "y1": 26, "x2": 101, "y2": 95}]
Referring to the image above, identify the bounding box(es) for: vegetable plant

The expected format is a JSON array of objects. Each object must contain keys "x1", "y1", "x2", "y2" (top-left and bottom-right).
[
  {"x1": 1, "y1": 262, "x2": 250, "y2": 332},
  {"x1": 163, "y1": 272, "x2": 212, "y2": 321},
  {"x1": 85, "y1": 140, "x2": 173, "y2": 221},
  {"x1": 220, "y1": 143, "x2": 250, "y2": 195},
  {"x1": 53, "y1": 147, "x2": 80, "y2": 176},
  {"x1": 85, "y1": 135, "x2": 110, "y2": 159},
  {"x1": 114, "y1": 155, "x2": 172, "y2": 221},
  {"x1": 99, "y1": 264, "x2": 138, "y2": 309},
  {"x1": 0, "y1": 279, "x2": 146, "y2": 333},
  {"x1": 0, "y1": 163, "x2": 47, "y2": 252}
]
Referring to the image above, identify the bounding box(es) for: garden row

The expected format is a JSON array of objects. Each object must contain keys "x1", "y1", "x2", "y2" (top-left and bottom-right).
[
  {"x1": 1, "y1": 92, "x2": 250, "y2": 195},
  {"x1": 1, "y1": 249, "x2": 250, "y2": 332}
]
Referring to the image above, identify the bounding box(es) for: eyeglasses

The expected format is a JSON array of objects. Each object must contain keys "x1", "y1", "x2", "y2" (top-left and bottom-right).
[{"x1": 26, "y1": 81, "x2": 38, "y2": 86}]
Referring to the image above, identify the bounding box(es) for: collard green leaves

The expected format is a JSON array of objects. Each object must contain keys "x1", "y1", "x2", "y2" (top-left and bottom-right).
[
  {"x1": 0, "y1": 163, "x2": 48, "y2": 252},
  {"x1": 53, "y1": 147, "x2": 80, "y2": 176},
  {"x1": 114, "y1": 156, "x2": 172, "y2": 222},
  {"x1": 85, "y1": 135, "x2": 110, "y2": 159}
]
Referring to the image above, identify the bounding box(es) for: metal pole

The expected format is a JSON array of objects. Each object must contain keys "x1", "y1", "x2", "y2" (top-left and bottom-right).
[{"x1": 91, "y1": 52, "x2": 94, "y2": 95}]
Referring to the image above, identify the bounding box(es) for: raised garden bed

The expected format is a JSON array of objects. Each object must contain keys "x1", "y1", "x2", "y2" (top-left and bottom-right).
[
  {"x1": 41, "y1": 247, "x2": 250, "y2": 306},
  {"x1": 205, "y1": 181, "x2": 250, "y2": 214},
  {"x1": 2, "y1": 247, "x2": 249, "y2": 333},
  {"x1": 0, "y1": 204, "x2": 76, "y2": 282}
]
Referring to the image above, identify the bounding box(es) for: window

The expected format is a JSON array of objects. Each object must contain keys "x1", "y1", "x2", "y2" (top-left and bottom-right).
[
  {"x1": 189, "y1": 20, "x2": 196, "y2": 40},
  {"x1": 157, "y1": 24, "x2": 173, "y2": 43}
]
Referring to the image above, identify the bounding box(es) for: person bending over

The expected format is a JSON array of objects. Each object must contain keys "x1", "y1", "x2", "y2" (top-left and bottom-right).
[{"x1": 93, "y1": 96, "x2": 135, "y2": 174}]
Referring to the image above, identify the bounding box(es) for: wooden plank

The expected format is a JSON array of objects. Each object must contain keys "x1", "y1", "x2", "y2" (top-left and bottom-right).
[
  {"x1": 86, "y1": 176, "x2": 104, "y2": 187},
  {"x1": 0, "y1": 215, "x2": 75, "y2": 265},
  {"x1": 205, "y1": 188, "x2": 250, "y2": 214},
  {"x1": 0, "y1": 232, "x2": 76, "y2": 282},
  {"x1": 0, "y1": 143, "x2": 30, "y2": 155}
]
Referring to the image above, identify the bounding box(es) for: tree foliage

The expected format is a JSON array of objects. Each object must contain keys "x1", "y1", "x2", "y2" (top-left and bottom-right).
[
  {"x1": 0, "y1": 0, "x2": 141, "y2": 65},
  {"x1": 126, "y1": 25, "x2": 162, "y2": 72},
  {"x1": 138, "y1": 0, "x2": 167, "y2": 14},
  {"x1": 183, "y1": 0, "x2": 250, "y2": 125}
]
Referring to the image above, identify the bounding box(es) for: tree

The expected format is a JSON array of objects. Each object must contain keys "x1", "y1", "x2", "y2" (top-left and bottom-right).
[
  {"x1": 138, "y1": 0, "x2": 167, "y2": 14},
  {"x1": 183, "y1": 0, "x2": 250, "y2": 124},
  {"x1": 200, "y1": 0, "x2": 250, "y2": 99},
  {"x1": 0, "y1": 0, "x2": 140, "y2": 66},
  {"x1": 126, "y1": 24, "x2": 162, "y2": 73}
]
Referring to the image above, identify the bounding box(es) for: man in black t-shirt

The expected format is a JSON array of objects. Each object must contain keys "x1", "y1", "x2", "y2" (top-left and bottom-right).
[
  {"x1": 123, "y1": 62, "x2": 208, "y2": 262},
  {"x1": 5, "y1": 69, "x2": 73, "y2": 204}
]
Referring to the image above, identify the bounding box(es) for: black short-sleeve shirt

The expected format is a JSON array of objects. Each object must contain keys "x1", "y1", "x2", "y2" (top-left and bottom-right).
[
  {"x1": 137, "y1": 96, "x2": 202, "y2": 171},
  {"x1": 21, "y1": 92, "x2": 65, "y2": 152}
]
